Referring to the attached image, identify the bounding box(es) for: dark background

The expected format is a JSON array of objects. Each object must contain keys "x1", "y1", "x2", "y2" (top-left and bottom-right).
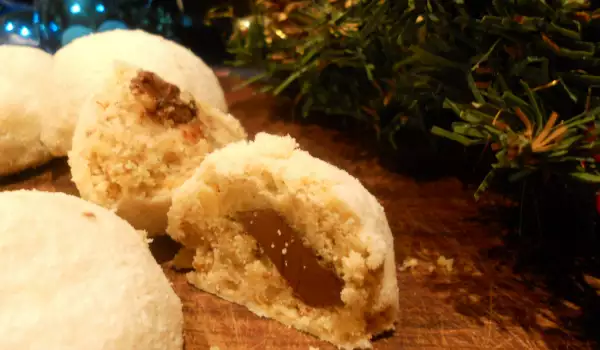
[
  {"x1": 175, "y1": 0, "x2": 251, "y2": 65},
  {"x1": 2, "y1": 0, "x2": 252, "y2": 64}
]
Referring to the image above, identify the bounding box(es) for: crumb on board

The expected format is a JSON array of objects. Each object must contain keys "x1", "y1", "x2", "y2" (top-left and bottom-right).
[
  {"x1": 209, "y1": 346, "x2": 220, "y2": 350},
  {"x1": 308, "y1": 347, "x2": 320, "y2": 350},
  {"x1": 437, "y1": 255, "x2": 454, "y2": 273},
  {"x1": 398, "y1": 257, "x2": 418, "y2": 271}
]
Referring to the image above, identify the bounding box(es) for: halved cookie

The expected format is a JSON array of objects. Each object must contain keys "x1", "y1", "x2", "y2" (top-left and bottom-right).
[
  {"x1": 167, "y1": 133, "x2": 398, "y2": 349},
  {"x1": 69, "y1": 63, "x2": 247, "y2": 235}
]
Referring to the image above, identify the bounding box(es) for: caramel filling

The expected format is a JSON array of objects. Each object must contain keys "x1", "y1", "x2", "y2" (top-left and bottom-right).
[
  {"x1": 130, "y1": 70, "x2": 198, "y2": 125},
  {"x1": 238, "y1": 210, "x2": 344, "y2": 308}
]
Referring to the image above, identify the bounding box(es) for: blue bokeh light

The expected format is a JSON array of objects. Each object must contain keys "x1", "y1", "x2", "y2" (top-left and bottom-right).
[
  {"x1": 95, "y1": 4, "x2": 105, "y2": 13},
  {"x1": 49, "y1": 21, "x2": 59, "y2": 32},
  {"x1": 70, "y1": 3, "x2": 82, "y2": 14},
  {"x1": 4, "y1": 21, "x2": 14, "y2": 32},
  {"x1": 20, "y1": 26, "x2": 31, "y2": 37}
]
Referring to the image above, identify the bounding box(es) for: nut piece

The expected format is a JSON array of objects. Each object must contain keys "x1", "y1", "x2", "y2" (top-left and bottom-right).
[{"x1": 130, "y1": 70, "x2": 197, "y2": 125}]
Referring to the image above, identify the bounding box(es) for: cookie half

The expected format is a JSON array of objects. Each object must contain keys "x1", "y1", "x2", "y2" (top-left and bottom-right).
[
  {"x1": 69, "y1": 62, "x2": 247, "y2": 235},
  {"x1": 167, "y1": 133, "x2": 399, "y2": 349},
  {"x1": 46, "y1": 29, "x2": 228, "y2": 156}
]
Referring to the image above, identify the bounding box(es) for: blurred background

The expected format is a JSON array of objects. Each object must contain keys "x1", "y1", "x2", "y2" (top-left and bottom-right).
[{"x1": 0, "y1": 0, "x2": 248, "y2": 64}]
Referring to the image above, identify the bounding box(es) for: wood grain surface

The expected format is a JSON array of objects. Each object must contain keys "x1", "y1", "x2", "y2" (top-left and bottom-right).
[{"x1": 0, "y1": 73, "x2": 590, "y2": 350}]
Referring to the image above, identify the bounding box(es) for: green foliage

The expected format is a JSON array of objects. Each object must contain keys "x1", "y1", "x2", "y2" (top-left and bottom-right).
[
  {"x1": 214, "y1": 0, "x2": 600, "y2": 196},
  {"x1": 221, "y1": 0, "x2": 458, "y2": 145}
]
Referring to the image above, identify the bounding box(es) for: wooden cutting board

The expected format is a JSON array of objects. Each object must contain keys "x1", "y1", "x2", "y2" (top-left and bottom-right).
[{"x1": 0, "y1": 73, "x2": 586, "y2": 350}]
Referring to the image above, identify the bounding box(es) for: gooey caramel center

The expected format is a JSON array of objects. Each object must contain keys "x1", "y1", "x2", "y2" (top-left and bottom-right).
[{"x1": 238, "y1": 210, "x2": 344, "y2": 308}]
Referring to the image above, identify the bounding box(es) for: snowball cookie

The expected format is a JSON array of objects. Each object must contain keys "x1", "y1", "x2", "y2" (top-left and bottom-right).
[
  {"x1": 167, "y1": 133, "x2": 399, "y2": 349},
  {"x1": 0, "y1": 46, "x2": 55, "y2": 176},
  {"x1": 45, "y1": 29, "x2": 228, "y2": 156},
  {"x1": 0, "y1": 190, "x2": 183, "y2": 350},
  {"x1": 69, "y1": 62, "x2": 247, "y2": 236}
]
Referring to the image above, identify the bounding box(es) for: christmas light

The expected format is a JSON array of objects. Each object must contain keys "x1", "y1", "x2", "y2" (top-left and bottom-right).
[{"x1": 69, "y1": 3, "x2": 81, "y2": 14}]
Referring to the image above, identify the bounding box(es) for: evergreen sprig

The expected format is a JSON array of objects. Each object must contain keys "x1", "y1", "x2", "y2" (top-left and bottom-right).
[
  {"x1": 219, "y1": 0, "x2": 456, "y2": 145},
  {"x1": 213, "y1": 0, "x2": 600, "y2": 197},
  {"x1": 431, "y1": 0, "x2": 600, "y2": 197}
]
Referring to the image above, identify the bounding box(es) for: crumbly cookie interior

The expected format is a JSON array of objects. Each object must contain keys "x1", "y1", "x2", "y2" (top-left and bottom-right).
[
  {"x1": 83, "y1": 70, "x2": 216, "y2": 204},
  {"x1": 176, "y1": 180, "x2": 396, "y2": 349}
]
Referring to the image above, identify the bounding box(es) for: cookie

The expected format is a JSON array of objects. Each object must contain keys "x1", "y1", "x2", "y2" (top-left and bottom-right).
[
  {"x1": 167, "y1": 133, "x2": 399, "y2": 349},
  {"x1": 69, "y1": 62, "x2": 246, "y2": 235},
  {"x1": 45, "y1": 29, "x2": 228, "y2": 156},
  {"x1": 0, "y1": 45, "x2": 55, "y2": 176},
  {"x1": 0, "y1": 190, "x2": 183, "y2": 350}
]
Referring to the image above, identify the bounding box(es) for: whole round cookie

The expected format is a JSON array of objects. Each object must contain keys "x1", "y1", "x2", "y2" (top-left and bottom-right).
[
  {"x1": 69, "y1": 62, "x2": 247, "y2": 236},
  {"x1": 0, "y1": 45, "x2": 55, "y2": 176},
  {"x1": 167, "y1": 133, "x2": 399, "y2": 349},
  {"x1": 45, "y1": 29, "x2": 228, "y2": 156},
  {"x1": 0, "y1": 190, "x2": 183, "y2": 350}
]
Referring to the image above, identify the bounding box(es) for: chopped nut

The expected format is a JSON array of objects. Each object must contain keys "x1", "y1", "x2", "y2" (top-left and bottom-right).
[{"x1": 130, "y1": 70, "x2": 197, "y2": 125}]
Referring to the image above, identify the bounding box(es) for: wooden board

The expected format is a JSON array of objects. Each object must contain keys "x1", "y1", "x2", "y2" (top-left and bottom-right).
[{"x1": 0, "y1": 73, "x2": 589, "y2": 350}]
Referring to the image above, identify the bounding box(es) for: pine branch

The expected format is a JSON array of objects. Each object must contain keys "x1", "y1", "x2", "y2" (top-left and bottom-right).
[{"x1": 209, "y1": 0, "x2": 600, "y2": 197}]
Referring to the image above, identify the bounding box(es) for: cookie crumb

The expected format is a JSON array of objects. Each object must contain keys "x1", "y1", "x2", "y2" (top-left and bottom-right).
[
  {"x1": 398, "y1": 257, "x2": 418, "y2": 271},
  {"x1": 437, "y1": 256, "x2": 454, "y2": 273},
  {"x1": 209, "y1": 346, "x2": 220, "y2": 350}
]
